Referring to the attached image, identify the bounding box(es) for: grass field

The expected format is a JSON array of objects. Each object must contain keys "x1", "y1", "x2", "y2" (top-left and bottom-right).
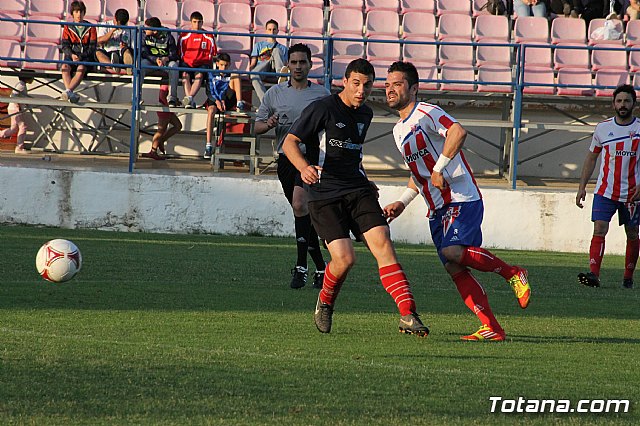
[{"x1": 1, "y1": 225, "x2": 639, "y2": 425}]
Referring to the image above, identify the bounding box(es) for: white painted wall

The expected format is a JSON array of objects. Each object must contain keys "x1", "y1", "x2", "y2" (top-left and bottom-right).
[{"x1": 0, "y1": 166, "x2": 628, "y2": 255}]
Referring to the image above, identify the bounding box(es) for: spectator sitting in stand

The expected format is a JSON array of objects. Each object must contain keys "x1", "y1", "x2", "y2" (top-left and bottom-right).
[
  {"x1": 179, "y1": 11, "x2": 217, "y2": 109},
  {"x1": 142, "y1": 17, "x2": 180, "y2": 107},
  {"x1": 203, "y1": 52, "x2": 245, "y2": 160},
  {"x1": 96, "y1": 8, "x2": 134, "y2": 75},
  {"x1": 60, "y1": 1, "x2": 97, "y2": 103},
  {"x1": 513, "y1": 0, "x2": 548, "y2": 17},
  {"x1": 629, "y1": 0, "x2": 640, "y2": 19},
  {"x1": 249, "y1": 19, "x2": 288, "y2": 106},
  {"x1": 141, "y1": 84, "x2": 182, "y2": 160},
  {"x1": 0, "y1": 70, "x2": 35, "y2": 153},
  {"x1": 549, "y1": 0, "x2": 581, "y2": 17}
]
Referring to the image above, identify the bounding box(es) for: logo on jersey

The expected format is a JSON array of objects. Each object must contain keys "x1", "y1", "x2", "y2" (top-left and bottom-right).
[
  {"x1": 328, "y1": 138, "x2": 360, "y2": 151},
  {"x1": 615, "y1": 150, "x2": 636, "y2": 157},
  {"x1": 404, "y1": 147, "x2": 430, "y2": 164},
  {"x1": 336, "y1": 122, "x2": 345, "y2": 128},
  {"x1": 357, "y1": 122, "x2": 365, "y2": 136},
  {"x1": 442, "y1": 205, "x2": 461, "y2": 237},
  {"x1": 608, "y1": 132, "x2": 614, "y2": 136}
]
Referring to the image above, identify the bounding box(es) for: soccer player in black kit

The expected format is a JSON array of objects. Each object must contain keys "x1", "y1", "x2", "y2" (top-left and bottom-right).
[{"x1": 282, "y1": 59, "x2": 429, "y2": 336}]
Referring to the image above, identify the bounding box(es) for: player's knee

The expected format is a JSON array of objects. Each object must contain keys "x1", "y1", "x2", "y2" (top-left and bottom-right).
[
  {"x1": 291, "y1": 199, "x2": 308, "y2": 216},
  {"x1": 441, "y1": 246, "x2": 463, "y2": 264}
]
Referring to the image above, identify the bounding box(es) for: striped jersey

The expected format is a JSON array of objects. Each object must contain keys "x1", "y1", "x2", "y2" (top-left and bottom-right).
[
  {"x1": 179, "y1": 32, "x2": 217, "y2": 68},
  {"x1": 393, "y1": 102, "x2": 481, "y2": 215},
  {"x1": 590, "y1": 117, "x2": 640, "y2": 202}
]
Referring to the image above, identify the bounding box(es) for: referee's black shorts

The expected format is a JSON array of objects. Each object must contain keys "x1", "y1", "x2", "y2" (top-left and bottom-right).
[
  {"x1": 308, "y1": 188, "x2": 388, "y2": 244},
  {"x1": 277, "y1": 154, "x2": 303, "y2": 205}
]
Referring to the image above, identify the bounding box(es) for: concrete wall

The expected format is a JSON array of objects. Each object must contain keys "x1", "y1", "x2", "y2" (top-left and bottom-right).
[{"x1": 0, "y1": 165, "x2": 628, "y2": 255}]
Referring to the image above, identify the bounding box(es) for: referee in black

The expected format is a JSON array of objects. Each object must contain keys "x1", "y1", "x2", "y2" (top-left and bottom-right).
[{"x1": 282, "y1": 58, "x2": 429, "y2": 336}]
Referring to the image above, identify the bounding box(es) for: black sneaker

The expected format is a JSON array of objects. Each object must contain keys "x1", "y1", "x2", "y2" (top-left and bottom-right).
[
  {"x1": 623, "y1": 278, "x2": 634, "y2": 289},
  {"x1": 578, "y1": 272, "x2": 600, "y2": 288},
  {"x1": 314, "y1": 294, "x2": 333, "y2": 333},
  {"x1": 398, "y1": 312, "x2": 429, "y2": 337},
  {"x1": 312, "y1": 269, "x2": 325, "y2": 289},
  {"x1": 204, "y1": 145, "x2": 213, "y2": 159},
  {"x1": 168, "y1": 98, "x2": 180, "y2": 108},
  {"x1": 290, "y1": 266, "x2": 308, "y2": 289}
]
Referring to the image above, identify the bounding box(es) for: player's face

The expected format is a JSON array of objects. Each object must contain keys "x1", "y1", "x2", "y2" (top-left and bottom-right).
[
  {"x1": 342, "y1": 72, "x2": 373, "y2": 108},
  {"x1": 613, "y1": 92, "x2": 636, "y2": 120},
  {"x1": 385, "y1": 71, "x2": 415, "y2": 111},
  {"x1": 217, "y1": 60, "x2": 230, "y2": 70},
  {"x1": 287, "y1": 52, "x2": 311, "y2": 82},
  {"x1": 190, "y1": 19, "x2": 203, "y2": 31}
]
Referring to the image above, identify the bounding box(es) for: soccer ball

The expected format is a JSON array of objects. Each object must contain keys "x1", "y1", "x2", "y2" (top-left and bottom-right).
[{"x1": 35, "y1": 239, "x2": 82, "y2": 283}]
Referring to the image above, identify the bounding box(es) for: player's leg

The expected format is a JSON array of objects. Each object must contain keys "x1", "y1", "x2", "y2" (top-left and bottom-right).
[
  {"x1": 579, "y1": 194, "x2": 616, "y2": 287},
  {"x1": 621, "y1": 202, "x2": 639, "y2": 288},
  {"x1": 292, "y1": 180, "x2": 326, "y2": 288}
]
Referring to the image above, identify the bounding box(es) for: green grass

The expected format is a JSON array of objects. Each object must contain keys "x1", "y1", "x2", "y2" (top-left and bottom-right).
[{"x1": 0, "y1": 225, "x2": 639, "y2": 425}]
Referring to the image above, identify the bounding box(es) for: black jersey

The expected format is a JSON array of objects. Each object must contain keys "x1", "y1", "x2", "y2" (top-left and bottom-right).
[{"x1": 289, "y1": 93, "x2": 373, "y2": 201}]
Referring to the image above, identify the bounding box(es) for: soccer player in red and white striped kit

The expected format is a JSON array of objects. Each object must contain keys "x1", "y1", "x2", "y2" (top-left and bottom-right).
[{"x1": 577, "y1": 84, "x2": 640, "y2": 289}]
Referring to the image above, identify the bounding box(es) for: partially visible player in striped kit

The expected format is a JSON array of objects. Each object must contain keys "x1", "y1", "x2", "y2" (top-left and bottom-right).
[
  {"x1": 382, "y1": 61, "x2": 531, "y2": 342},
  {"x1": 576, "y1": 84, "x2": 640, "y2": 289}
]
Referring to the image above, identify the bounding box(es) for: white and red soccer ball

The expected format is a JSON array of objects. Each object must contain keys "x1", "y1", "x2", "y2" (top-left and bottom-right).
[{"x1": 35, "y1": 239, "x2": 82, "y2": 283}]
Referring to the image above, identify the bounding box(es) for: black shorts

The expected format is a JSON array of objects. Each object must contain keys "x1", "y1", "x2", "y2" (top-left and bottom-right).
[
  {"x1": 62, "y1": 55, "x2": 94, "y2": 72},
  {"x1": 276, "y1": 154, "x2": 303, "y2": 205},
  {"x1": 97, "y1": 47, "x2": 132, "y2": 64},
  {"x1": 182, "y1": 62, "x2": 211, "y2": 80},
  {"x1": 308, "y1": 188, "x2": 388, "y2": 243}
]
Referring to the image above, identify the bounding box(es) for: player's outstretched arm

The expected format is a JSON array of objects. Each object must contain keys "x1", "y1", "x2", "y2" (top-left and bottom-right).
[
  {"x1": 576, "y1": 151, "x2": 599, "y2": 208},
  {"x1": 383, "y1": 178, "x2": 418, "y2": 223}
]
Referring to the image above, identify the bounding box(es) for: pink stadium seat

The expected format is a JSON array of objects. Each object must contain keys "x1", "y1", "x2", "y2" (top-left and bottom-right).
[
  {"x1": 594, "y1": 70, "x2": 629, "y2": 97},
  {"x1": 591, "y1": 47, "x2": 627, "y2": 71},
  {"x1": 550, "y1": 17, "x2": 586, "y2": 45},
  {"x1": 366, "y1": 36, "x2": 401, "y2": 61},
  {"x1": 401, "y1": 12, "x2": 436, "y2": 39},
  {"x1": 104, "y1": 0, "x2": 139, "y2": 23},
  {"x1": 26, "y1": 21, "x2": 62, "y2": 43},
  {"x1": 253, "y1": 4, "x2": 289, "y2": 32},
  {"x1": 0, "y1": 37, "x2": 23, "y2": 67},
  {"x1": 553, "y1": 44, "x2": 589, "y2": 70},
  {"x1": 474, "y1": 15, "x2": 509, "y2": 42},
  {"x1": 216, "y1": 33, "x2": 251, "y2": 54},
  {"x1": 218, "y1": 0, "x2": 251, "y2": 3},
  {"x1": 333, "y1": 36, "x2": 365, "y2": 58},
  {"x1": 28, "y1": 0, "x2": 66, "y2": 19},
  {"x1": 402, "y1": 37, "x2": 437, "y2": 63},
  {"x1": 438, "y1": 42, "x2": 474, "y2": 66},
  {"x1": 181, "y1": 0, "x2": 215, "y2": 30},
  {"x1": 253, "y1": 0, "x2": 290, "y2": 5},
  {"x1": 289, "y1": 6, "x2": 324, "y2": 34},
  {"x1": 588, "y1": 18, "x2": 624, "y2": 46},
  {"x1": 365, "y1": 0, "x2": 399, "y2": 12},
  {"x1": 523, "y1": 44, "x2": 552, "y2": 68},
  {"x1": 82, "y1": 0, "x2": 103, "y2": 22},
  {"x1": 330, "y1": 0, "x2": 364, "y2": 11},
  {"x1": 476, "y1": 43, "x2": 511, "y2": 67},
  {"x1": 0, "y1": 12, "x2": 25, "y2": 41},
  {"x1": 472, "y1": 0, "x2": 490, "y2": 17},
  {"x1": 24, "y1": 41, "x2": 59, "y2": 70},
  {"x1": 522, "y1": 66, "x2": 555, "y2": 95},
  {"x1": 0, "y1": 0, "x2": 27, "y2": 16},
  {"x1": 440, "y1": 63, "x2": 475, "y2": 91},
  {"x1": 145, "y1": 0, "x2": 180, "y2": 28},
  {"x1": 370, "y1": 60, "x2": 391, "y2": 87},
  {"x1": 228, "y1": 53, "x2": 250, "y2": 75},
  {"x1": 365, "y1": 10, "x2": 399, "y2": 37},
  {"x1": 557, "y1": 68, "x2": 594, "y2": 96},
  {"x1": 629, "y1": 50, "x2": 640, "y2": 72},
  {"x1": 308, "y1": 61, "x2": 325, "y2": 84},
  {"x1": 413, "y1": 62, "x2": 438, "y2": 90},
  {"x1": 328, "y1": 7, "x2": 364, "y2": 36},
  {"x1": 401, "y1": 0, "x2": 434, "y2": 14},
  {"x1": 626, "y1": 20, "x2": 640, "y2": 47},
  {"x1": 216, "y1": 2, "x2": 252, "y2": 31},
  {"x1": 477, "y1": 65, "x2": 513, "y2": 93},
  {"x1": 633, "y1": 72, "x2": 640, "y2": 96},
  {"x1": 437, "y1": 13, "x2": 472, "y2": 41},
  {"x1": 436, "y1": 0, "x2": 471, "y2": 16},
  {"x1": 290, "y1": 0, "x2": 325, "y2": 8},
  {"x1": 514, "y1": 17, "x2": 549, "y2": 43},
  {"x1": 331, "y1": 57, "x2": 352, "y2": 85},
  {"x1": 289, "y1": 32, "x2": 324, "y2": 57}
]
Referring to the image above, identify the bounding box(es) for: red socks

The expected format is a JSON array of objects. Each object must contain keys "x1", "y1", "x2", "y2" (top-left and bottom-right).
[
  {"x1": 459, "y1": 247, "x2": 516, "y2": 280},
  {"x1": 319, "y1": 263, "x2": 344, "y2": 306},
  {"x1": 589, "y1": 235, "x2": 606, "y2": 276},
  {"x1": 624, "y1": 238, "x2": 639, "y2": 280},
  {"x1": 452, "y1": 269, "x2": 503, "y2": 332},
  {"x1": 379, "y1": 264, "x2": 416, "y2": 316}
]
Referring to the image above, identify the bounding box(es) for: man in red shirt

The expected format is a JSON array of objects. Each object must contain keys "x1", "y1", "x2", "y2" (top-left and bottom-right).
[{"x1": 179, "y1": 11, "x2": 217, "y2": 109}]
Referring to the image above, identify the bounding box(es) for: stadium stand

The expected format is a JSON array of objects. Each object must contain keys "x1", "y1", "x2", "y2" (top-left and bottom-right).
[
  {"x1": 401, "y1": 11, "x2": 436, "y2": 39},
  {"x1": 440, "y1": 63, "x2": 475, "y2": 91},
  {"x1": 553, "y1": 44, "x2": 590, "y2": 70},
  {"x1": 437, "y1": 13, "x2": 472, "y2": 41},
  {"x1": 587, "y1": 18, "x2": 624, "y2": 46},
  {"x1": 364, "y1": 0, "x2": 399, "y2": 12},
  {"x1": 289, "y1": 5, "x2": 324, "y2": 34},
  {"x1": 557, "y1": 68, "x2": 594, "y2": 96},
  {"x1": 550, "y1": 17, "x2": 586, "y2": 45},
  {"x1": 0, "y1": 38, "x2": 22, "y2": 67},
  {"x1": 514, "y1": 16, "x2": 549, "y2": 43},
  {"x1": 591, "y1": 47, "x2": 628, "y2": 72},
  {"x1": 104, "y1": 0, "x2": 139, "y2": 23},
  {"x1": 253, "y1": 4, "x2": 289, "y2": 32},
  {"x1": 27, "y1": 0, "x2": 67, "y2": 19},
  {"x1": 180, "y1": 0, "x2": 215, "y2": 30},
  {"x1": 626, "y1": 20, "x2": 640, "y2": 46},
  {"x1": 402, "y1": 38, "x2": 437, "y2": 64},
  {"x1": 0, "y1": 11, "x2": 25, "y2": 41},
  {"x1": 401, "y1": 0, "x2": 434, "y2": 14},
  {"x1": 328, "y1": 6, "x2": 364, "y2": 36},
  {"x1": 0, "y1": 0, "x2": 27, "y2": 16},
  {"x1": 436, "y1": 0, "x2": 471, "y2": 16},
  {"x1": 144, "y1": 0, "x2": 180, "y2": 29},
  {"x1": 216, "y1": 2, "x2": 252, "y2": 32},
  {"x1": 522, "y1": 66, "x2": 555, "y2": 95},
  {"x1": 471, "y1": 0, "x2": 490, "y2": 17},
  {"x1": 477, "y1": 65, "x2": 512, "y2": 93},
  {"x1": 81, "y1": 0, "x2": 103, "y2": 23},
  {"x1": 364, "y1": 9, "x2": 399, "y2": 37},
  {"x1": 290, "y1": 0, "x2": 325, "y2": 8},
  {"x1": 594, "y1": 70, "x2": 629, "y2": 97},
  {"x1": 329, "y1": 0, "x2": 364, "y2": 11},
  {"x1": 474, "y1": 15, "x2": 509, "y2": 43}
]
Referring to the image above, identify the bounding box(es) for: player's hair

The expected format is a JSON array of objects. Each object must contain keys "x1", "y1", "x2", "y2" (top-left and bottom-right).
[
  {"x1": 145, "y1": 17, "x2": 162, "y2": 28},
  {"x1": 265, "y1": 19, "x2": 279, "y2": 29},
  {"x1": 114, "y1": 9, "x2": 129, "y2": 25},
  {"x1": 613, "y1": 84, "x2": 637, "y2": 103},
  {"x1": 70, "y1": 1, "x2": 86, "y2": 14},
  {"x1": 388, "y1": 61, "x2": 419, "y2": 89},
  {"x1": 190, "y1": 11, "x2": 204, "y2": 21},
  {"x1": 345, "y1": 58, "x2": 375, "y2": 80},
  {"x1": 217, "y1": 52, "x2": 231, "y2": 63},
  {"x1": 288, "y1": 43, "x2": 312, "y2": 62}
]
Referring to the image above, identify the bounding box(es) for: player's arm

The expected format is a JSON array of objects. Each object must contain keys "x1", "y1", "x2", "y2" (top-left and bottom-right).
[
  {"x1": 253, "y1": 114, "x2": 278, "y2": 134},
  {"x1": 282, "y1": 134, "x2": 320, "y2": 184},
  {"x1": 383, "y1": 178, "x2": 419, "y2": 223},
  {"x1": 576, "y1": 151, "x2": 600, "y2": 208},
  {"x1": 431, "y1": 122, "x2": 467, "y2": 191}
]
